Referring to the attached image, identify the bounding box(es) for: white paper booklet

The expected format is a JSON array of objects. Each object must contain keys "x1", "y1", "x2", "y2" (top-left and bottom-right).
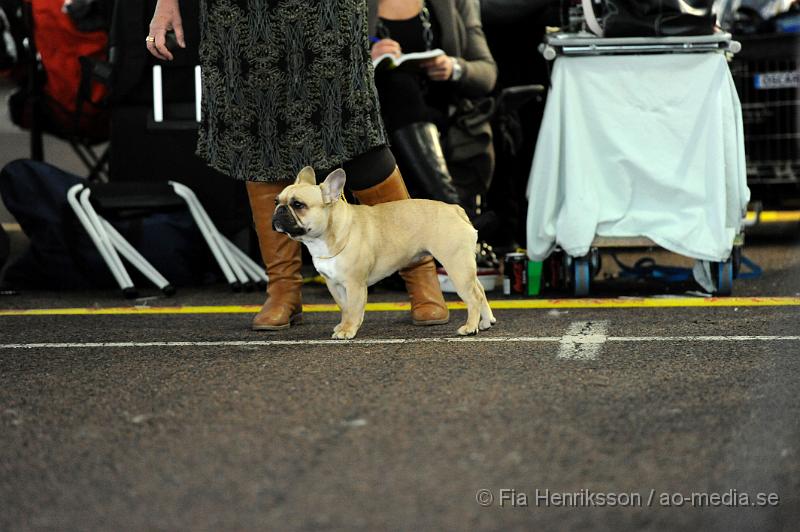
[{"x1": 372, "y1": 48, "x2": 445, "y2": 71}]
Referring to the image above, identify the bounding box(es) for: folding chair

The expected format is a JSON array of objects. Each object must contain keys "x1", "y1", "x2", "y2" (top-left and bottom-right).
[
  {"x1": 11, "y1": 0, "x2": 113, "y2": 182},
  {"x1": 66, "y1": 180, "x2": 266, "y2": 298}
]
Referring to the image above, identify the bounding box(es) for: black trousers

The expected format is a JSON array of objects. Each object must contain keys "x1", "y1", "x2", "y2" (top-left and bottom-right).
[
  {"x1": 316, "y1": 145, "x2": 397, "y2": 191},
  {"x1": 374, "y1": 70, "x2": 450, "y2": 133}
]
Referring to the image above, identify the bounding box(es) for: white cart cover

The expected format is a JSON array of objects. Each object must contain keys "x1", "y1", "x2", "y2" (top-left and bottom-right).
[{"x1": 526, "y1": 53, "x2": 749, "y2": 262}]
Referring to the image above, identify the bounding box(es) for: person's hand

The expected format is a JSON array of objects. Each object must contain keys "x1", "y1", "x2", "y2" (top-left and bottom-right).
[
  {"x1": 422, "y1": 55, "x2": 455, "y2": 81},
  {"x1": 146, "y1": 0, "x2": 186, "y2": 61},
  {"x1": 370, "y1": 38, "x2": 402, "y2": 60}
]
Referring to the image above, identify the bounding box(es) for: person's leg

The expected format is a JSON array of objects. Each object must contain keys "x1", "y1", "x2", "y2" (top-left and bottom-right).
[
  {"x1": 344, "y1": 146, "x2": 450, "y2": 326},
  {"x1": 374, "y1": 70, "x2": 460, "y2": 204},
  {"x1": 246, "y1": 180, "x2": 303, "y2": 330},
  {"x1": 374, "y1": 70, "x2": 430, "y2": 132}
]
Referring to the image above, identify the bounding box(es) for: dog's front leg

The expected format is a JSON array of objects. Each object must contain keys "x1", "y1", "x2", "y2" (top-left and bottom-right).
[
  {"x1": 324, "y1": 279, "x2": 348, "y2": 335},
  {"x1": 331, "y1": 283, "x2": 367, "y2": 340}
]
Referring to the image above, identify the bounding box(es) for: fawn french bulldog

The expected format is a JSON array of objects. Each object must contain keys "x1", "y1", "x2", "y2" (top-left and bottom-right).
[{"x1": 272, "y1": 166, "x2": 495, "y2": 339}]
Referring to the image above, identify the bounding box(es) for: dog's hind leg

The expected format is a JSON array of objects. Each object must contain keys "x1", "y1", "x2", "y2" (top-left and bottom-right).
[
  {"x1": 476, "y1": 280, "x2": 496, "y2": 330},
  {"x1": 438, "y1": 251, "x2": 483, "y2": 336}
]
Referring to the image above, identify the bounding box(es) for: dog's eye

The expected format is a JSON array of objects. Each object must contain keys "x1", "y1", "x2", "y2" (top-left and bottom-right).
[
  {"x1": 274, "y1": 198, "x2": 279, "y2": 206},
  {"x1": 291, "y1": 201, "x2": 306, "y2": 210}
]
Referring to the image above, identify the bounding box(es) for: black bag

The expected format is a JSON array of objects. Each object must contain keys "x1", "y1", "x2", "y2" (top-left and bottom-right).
[
  {"x1": 445, "y1": 97, "x2": 496, "y2": 205},
  {"x1": 0, "y1": 159, "x2": 219, "y2": 289},
  {"x1": 586, "y1": 0, "x2": 717, "y2": 37}
]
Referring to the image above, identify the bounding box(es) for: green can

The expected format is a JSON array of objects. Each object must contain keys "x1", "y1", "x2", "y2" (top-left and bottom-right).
[{"x1": 527, "y1": 260, "x2": 543, "y2": 296}]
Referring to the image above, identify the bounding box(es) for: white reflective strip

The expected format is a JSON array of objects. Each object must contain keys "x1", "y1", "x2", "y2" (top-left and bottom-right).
[
  {"x1": 195, "y1": 65, "x2": 202, "y2": 122},
  {"x1": 152, "y1": 65, "x2": 163, "y2": 122}
]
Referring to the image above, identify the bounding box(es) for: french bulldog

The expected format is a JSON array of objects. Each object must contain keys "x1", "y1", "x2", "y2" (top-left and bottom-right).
[{"x1": 272, "y1": 166, "x2": 496, "y2": 340}]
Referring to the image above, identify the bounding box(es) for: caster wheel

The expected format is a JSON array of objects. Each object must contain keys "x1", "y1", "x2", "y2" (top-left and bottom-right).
[
  {"x1": 713, "y1": 259, "x2": 734, "y2": 296},
  {"x1": 572, "y1": 258, "x2": 591, "y2": 297},
  {"x1": 732, "y1": 246, "x2": 743, "y2": 279},
  {"x1": 589, "y1": 247, "x2": 602, "y2": 277}
]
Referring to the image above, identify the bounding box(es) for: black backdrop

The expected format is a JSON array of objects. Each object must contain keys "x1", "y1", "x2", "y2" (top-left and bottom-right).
[{"x1": 107, "y1": 0, "x2": 249, "y2": 238}]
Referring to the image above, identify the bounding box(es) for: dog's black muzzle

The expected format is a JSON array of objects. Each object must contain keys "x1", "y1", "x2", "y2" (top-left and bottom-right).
[{"x1": 272, "y1": 205, "x2": 307, "y2": 237}]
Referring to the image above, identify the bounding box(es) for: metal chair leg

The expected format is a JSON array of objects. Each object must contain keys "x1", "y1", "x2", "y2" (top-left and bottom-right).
[
  {"x1": 221, "y1": 235, "x2": 269, "y2": 284},
  {"x1": 66, "y1": 184, "x2": 137, "y2": 298},
  {"x1": 169, "y1": 181, "x2": 248, "y2": 289},
  {"x1": 79, "y1": 188, "x2": 133, "y2": 287},
  {"x1": 101, "y1": 219, "x2": 175, "y2": 295}
]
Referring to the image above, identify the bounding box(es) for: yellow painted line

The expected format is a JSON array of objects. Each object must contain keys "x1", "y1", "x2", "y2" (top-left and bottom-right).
[
  {"x1": 1, "y1": 297, "x2": 799, "y2": 317},
  {"x1": 746, "y1": 210, "x2": 800, "y2": 223},
  {"x1": 488, "y1": 297, "x2": 800, "y2": 309}
]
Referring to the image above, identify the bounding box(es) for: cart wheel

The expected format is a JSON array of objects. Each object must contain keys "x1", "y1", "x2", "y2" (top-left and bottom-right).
[
  {"x1": 732, "y1": 246, "x2": 743, "y2": 279},
  {"x1": 589, "y1": 247, "x2": 602, "y2": 277},
  {"x1": 714, "y1": 259, "x2": 734, "y2": 296},
  {"x1": 561, "y1": 253, "x2": 573, "y2": 291},
  {"x1": 572, "y1": 258, "x2": 591, "y2": 297},
  {"x1": 546, "y1": 252, "x2": 567, "y2": 291}
]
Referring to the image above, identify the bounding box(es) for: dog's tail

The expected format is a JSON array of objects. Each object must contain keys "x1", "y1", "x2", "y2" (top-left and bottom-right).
[{"x1": 452, "y1": 205, "x2": 478, "y2": 244}]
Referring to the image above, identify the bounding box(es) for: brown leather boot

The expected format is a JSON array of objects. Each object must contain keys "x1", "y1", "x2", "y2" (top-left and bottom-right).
[
  {"x1": 352, "y1": 167, "x2": 449, "y2": 325},
  {"x1": 246, "y1": 181, "x2": 303, "y2": 330}
]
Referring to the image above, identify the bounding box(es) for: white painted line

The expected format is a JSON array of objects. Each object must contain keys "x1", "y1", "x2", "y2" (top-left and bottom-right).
[
  {"x1": 0, "y1": 337, "x2": 563, "y2": 349},
  {"x1": 0, "y1": 335, "x2": 798, "y2": 351},
  {"x1": 557, "y1": 321, "x2": 609, "y2": 360},
  {"x1": 611, "y1": 336, "x2": 800, "y2": 342}
]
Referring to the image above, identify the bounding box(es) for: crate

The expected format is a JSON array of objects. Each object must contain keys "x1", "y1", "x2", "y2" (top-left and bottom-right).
[{"x1": 729, "y1": 33, "x2": 800, "y2": 205}]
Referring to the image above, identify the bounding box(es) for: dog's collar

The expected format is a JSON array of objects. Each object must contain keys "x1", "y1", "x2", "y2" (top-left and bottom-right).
[
  {"x1": 315, "y1": 193, "x2": 349, "y2": 260},
  {"x1": 316, "y1": 232, "x2": 350, "y2": 260}
]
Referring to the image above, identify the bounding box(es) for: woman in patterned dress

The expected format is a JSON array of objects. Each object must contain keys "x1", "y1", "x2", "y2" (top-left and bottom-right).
[{"x1": 146, "y1": 0, "x2": 449, "y2": 331}]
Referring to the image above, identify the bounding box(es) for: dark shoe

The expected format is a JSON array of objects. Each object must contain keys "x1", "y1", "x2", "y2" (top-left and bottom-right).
[{"x1": 477, "y1": 241, "x2": 500, "y2": 270}]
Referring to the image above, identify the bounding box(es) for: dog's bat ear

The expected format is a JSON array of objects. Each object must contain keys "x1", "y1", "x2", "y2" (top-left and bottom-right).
[
  {"x1": 295, "y1": 166, "x2": 316, "y2": 186},
  {"x1": 320, "y1": 168, "x2": 346, "y2": 204}
]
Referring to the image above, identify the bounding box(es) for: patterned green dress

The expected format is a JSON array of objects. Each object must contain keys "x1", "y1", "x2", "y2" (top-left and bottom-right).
[{"x1": 196, "y1": 0, "x2": 388, "y2": 182}]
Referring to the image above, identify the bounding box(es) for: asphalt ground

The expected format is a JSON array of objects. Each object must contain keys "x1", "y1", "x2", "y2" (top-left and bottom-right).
[{"x1": 1, "y1": 225, "x2": 799, "y2": 531}]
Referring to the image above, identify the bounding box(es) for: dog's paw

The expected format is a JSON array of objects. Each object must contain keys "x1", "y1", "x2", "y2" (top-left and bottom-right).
[
  {"x1": 479, "y1": 318, "x2": 494, "y2": 331},
  {"x1": 457, "y1": 325, "x2": 478, "y2": 336},
  {"x1": 332, "y1": 327, "x2": 358, "y2": 340}
]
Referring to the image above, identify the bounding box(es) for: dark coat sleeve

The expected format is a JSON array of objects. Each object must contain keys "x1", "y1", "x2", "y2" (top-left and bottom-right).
[
  {"x1": 367, "y1": 0, "x2": 378, "y2": 36},
  {"x1": 452, "y1": 0, "x2": 497, "y2": 98}
]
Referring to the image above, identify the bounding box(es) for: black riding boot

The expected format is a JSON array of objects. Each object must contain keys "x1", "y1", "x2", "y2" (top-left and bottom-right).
[{"x1": 390, "y1": 122, "x2": 461, "y2": 205}]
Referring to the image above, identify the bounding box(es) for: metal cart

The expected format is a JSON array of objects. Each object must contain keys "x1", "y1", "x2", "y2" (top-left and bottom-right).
[{"x1": 532, "y1": 32, "x2": 746, "y2": 297}]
